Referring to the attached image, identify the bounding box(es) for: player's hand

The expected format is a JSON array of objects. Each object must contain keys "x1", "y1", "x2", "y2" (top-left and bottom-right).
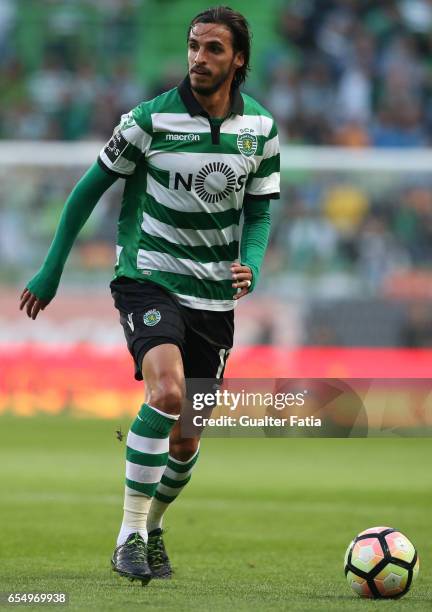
[
  {"x1": 19, "y1": 288, "x2": 49, "y2": 320},
  {"x1": 231, "y1": 262, "x2": 252, "y2": 300}
]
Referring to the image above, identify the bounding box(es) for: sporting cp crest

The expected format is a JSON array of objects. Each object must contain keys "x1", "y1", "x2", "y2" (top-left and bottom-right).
[
  {"x1": 143, "y1": 309, "x2": 161, "y2": 326},
  {"x1": 237, "y1": 129, "x2": 258, "y2": 157}
]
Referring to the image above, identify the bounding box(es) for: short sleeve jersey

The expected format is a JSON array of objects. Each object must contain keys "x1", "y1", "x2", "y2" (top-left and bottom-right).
[{"x1": 98, "y1": 76, "x2": 280, "y2": 311}]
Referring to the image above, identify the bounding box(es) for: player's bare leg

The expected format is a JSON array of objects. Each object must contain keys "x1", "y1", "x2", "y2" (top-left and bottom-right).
[
  {"x1": 169, "y1": 421, "x2": 200, "y2": 461},
  {"x1": 141, "y1": 344, "x2": 185, "y2": 416}
]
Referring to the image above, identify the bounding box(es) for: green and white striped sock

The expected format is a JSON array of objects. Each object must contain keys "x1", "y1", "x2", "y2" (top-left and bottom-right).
[
  {"x1": 147, "y1": 445, "x2": 200, "y2": 533},
  {"x1": 117, "y1": 403, "x2": 178, "y2": 546}
]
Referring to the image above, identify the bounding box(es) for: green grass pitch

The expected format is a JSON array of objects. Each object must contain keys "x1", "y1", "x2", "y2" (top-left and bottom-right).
[{"x1": 0, "y1": 414, "x2": 431, "y2": 611}]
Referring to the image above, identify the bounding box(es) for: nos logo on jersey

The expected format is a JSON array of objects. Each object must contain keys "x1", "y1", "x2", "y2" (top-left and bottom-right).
[{"x1": 174, "y1": 162, "x2": 246, "y2": 204}]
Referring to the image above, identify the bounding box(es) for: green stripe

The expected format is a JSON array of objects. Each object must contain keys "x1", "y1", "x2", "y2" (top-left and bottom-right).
[
  {"x1": 139, "y1": 231, "x2": 238, "y2": 263},
  {"x1": 160, "y1": 474, "x2": 191, "y2": 489},
  {"x1": 122, "y1": 142, "x2": 142, "y2": 163},
  {"x1": 268, "y1": 121, "x2": 278, "y2": 139},
  {"x1": 254, "y1": 154, "x2": 280, "y2": 178},
  {"x1": 150, "y1": 132, "x2": 265, "y2": 155},
  {"x1": 242, "y1": 94, "x2": 274, "y2": 120},
  {"x1": 143, "y1": 272, "x2": 233, "y2": 301},
  {"x1": 126, "y1": 447, "x2": 169, "y2": 467},
  {"x1": 118, "y1": 166, "x2": 149, "y2": 255},
  {"x1": 130, "y1": 417, "x2": 167, "y2": 439},
  {"x1": 147, "y1": 162, "x2": 169, "y2": 188},
  {"x1": 146, "y1": 88, "x2": 187, "y2": 116},
  {"x1": 144, "y1": 192, "x2": 241, "y2": 230},
  {"x1": 154, "y1": 491, "x2": 176, "y2": 503},
  {"x1": 132, "y1": 104, "x2": 153, "y2": 135},
  {"x1": 139, "y1": 403, "x2": 175, "y2": 435},
  {"x1": 126, "y1": 478, "x2": 157, "y2": 496},
  {"x1": 167, "y1": 453, "x2": 199, "y2": 473}
]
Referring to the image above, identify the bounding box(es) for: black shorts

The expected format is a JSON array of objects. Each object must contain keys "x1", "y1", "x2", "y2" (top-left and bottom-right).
[{"x1": 110, "y1": 277, "x2": 234, "y2": 382}]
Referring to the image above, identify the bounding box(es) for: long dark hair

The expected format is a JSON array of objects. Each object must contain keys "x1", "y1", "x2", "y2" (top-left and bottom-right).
[{"x1": 188, "y1": 6, "x2": 251, "y2": 87}]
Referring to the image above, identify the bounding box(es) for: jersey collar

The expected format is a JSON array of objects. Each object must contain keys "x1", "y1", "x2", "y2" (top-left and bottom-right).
[{"x1": 178, "y1": 75, "x2": 244, "y2": 117}]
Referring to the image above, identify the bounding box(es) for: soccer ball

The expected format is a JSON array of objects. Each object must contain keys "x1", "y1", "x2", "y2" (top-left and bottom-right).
[{"x1": 344, "y1": 526, "x2": 419, "y2": 599}]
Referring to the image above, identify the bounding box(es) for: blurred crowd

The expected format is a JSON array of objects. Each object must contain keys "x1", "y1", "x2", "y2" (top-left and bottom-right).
[
  {"x1": 265, "y1": 0, "x2": 432, "y2": 146},
  {"x1": 2, "y1": 0, "x2": 432, "y2": 145},
  {"x1": 2, "y1": 0, "x2": 432, "y2": 346},
  {"x1": 269, "y1": 176, "x2": 432, "y2": 290},
  {"x1": 0, "y1": 0, "x2": 147, "y2": 140}
]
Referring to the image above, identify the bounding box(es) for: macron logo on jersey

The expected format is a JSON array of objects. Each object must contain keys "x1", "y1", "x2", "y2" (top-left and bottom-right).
[{"x1": 165, "y1": 133, "x2": 200, "y2": 142}]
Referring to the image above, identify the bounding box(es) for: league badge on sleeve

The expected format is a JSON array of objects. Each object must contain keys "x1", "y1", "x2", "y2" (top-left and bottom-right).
[{"x1": 104, "y1": 131, "x2": 129, "y2": 164}]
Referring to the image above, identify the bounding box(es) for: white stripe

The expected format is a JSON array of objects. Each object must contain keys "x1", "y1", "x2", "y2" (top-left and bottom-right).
[
  {"x1": 142, "y1": 212, "x2": 238, "y2": 248},
  {"x1": 151, "y1": 113, "x2": 209, "y2": 133},
  {"x1": 146, "y1": 173, "x2": 241, "y2": 214},
  {"x1": 137, "y1": 249, "x2": 232, "y2": 281},
  {"x1": 126, "y1": 460, "x2": 166, "y2": 484},
  {"x1": 99, "y1": 149, "x2": 135, "y2": 175},
  {"x1": 122, "y1": 120, "x2": 152, "y2": 154},
  {"x1": 156, "y1": 483, "x2": 181, "y2": 498},
  {"x1": 98, "y1": 114, "x2": 151, "y2": 172},
  {"x1": 147, "y1": 150, "x2": 258, "y2": 176},
  {"x1": 263, "y1": 135, "x2": 279, "y2": 158},
  {"x1": 174, "y1": 293, "x2": 235, "y2": 311},
  {"x1": 246, "y1": 172, "x2": 280, "y2": 196},
  {"x1": 127, "y1": 431, "x2": 169, "y2": 455},
  {"x1": 216, "y1": 347, "x2": 230, "y2": 379},
  {"x1": 164, "y1": 466, "x2": 194, "y2": 481},
  {"x1": 151, "y1": 112, "x2": 273, "y2": 137},
  {"x1": 116, "y1": 245, "x2": 123, "y2": 266}
]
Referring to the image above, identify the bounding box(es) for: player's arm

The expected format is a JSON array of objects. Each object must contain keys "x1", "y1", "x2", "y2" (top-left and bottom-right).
[
  {"x1": 233, "y1": 116, "x2": 280, "y2": 300},
  {"x1": 20, "y1": 107, "x2": 151, "y2": 319},
  {"x1": 232, "y1": 197, "x2": 271, "y2": 300},
  {"x1": 20, "y1": 162, "x2": 118, "y2": 319}
]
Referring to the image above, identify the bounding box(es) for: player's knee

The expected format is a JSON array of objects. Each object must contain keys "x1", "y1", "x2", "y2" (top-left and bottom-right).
[
  {"x1": 170, "y1": 437, "x2": 199, "y2": 462},
  {"x1": 149, "y1": 376, "x2": 184, "y2": 415}
]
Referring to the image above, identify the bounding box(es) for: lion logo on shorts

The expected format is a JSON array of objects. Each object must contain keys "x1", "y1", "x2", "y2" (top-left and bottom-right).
[{"x1": 143, "y1": 309, "x2": 161, "y2": 326}]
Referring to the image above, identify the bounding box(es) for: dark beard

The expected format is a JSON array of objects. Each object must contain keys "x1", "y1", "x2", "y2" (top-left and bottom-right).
[{"x1": 190, "y1": 67, "x2": 232, "y2": 96}]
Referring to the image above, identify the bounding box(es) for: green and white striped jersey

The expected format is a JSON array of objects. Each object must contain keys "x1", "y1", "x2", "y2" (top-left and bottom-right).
[{"x1": 98, "y1": 77, "x2": 280, "y2": 311}]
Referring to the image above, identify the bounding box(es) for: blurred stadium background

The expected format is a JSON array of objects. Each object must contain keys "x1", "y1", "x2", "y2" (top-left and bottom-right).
[
  {"x1": 1, "y1": 3, "x2": 432, "y2": 609},
  {"x1": 2, "y1": 0, "x2": 432, "y2": 416}
]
